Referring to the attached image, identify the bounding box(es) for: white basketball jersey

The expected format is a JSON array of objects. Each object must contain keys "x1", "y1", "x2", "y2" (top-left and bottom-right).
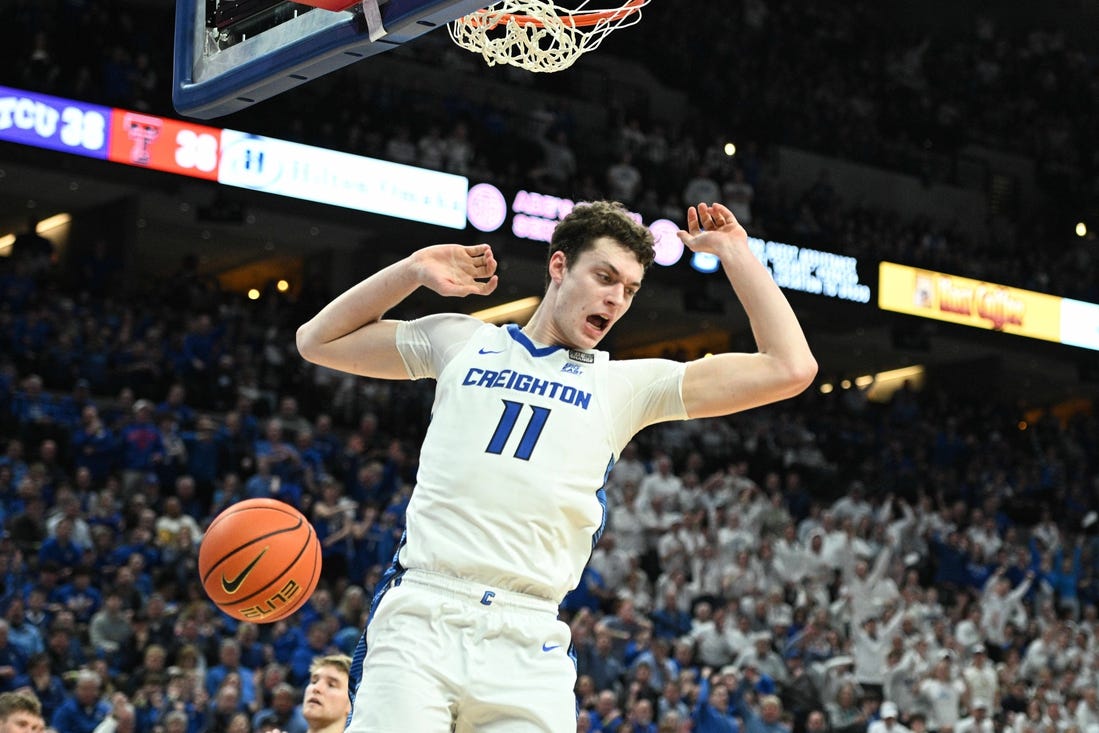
[{"x1": 395, "y1": 315, "x2": 687, "y2": 602}]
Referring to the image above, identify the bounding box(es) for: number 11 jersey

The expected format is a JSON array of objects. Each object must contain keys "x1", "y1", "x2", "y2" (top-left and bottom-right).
[{"x1": 395, "y1": 314, "x2": 687, "y2": 603}]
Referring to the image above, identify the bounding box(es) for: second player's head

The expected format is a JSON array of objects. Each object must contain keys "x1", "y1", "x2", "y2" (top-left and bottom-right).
[
  {"x1": 0, "y1": 691, "x2": 43, "y2": 733},
  {"x1": 303, "y1": 654, "x2": 352, "y2": 730}
]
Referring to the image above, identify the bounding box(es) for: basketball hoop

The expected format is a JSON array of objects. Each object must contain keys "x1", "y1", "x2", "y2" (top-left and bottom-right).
[{"x1": 448, "y1": 0, "x2": 649, "y2": 73}]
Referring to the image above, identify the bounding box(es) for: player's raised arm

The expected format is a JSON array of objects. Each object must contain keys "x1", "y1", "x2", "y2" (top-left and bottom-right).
[
  {"x1": 677, "y1": 203, "x2": 817, "y2": 419},
  {"x1": 296, "y1": 243, "x2": 498, "y2": 379}
]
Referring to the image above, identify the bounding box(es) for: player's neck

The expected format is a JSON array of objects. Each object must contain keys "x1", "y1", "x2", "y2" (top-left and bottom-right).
[{"x1": 520, "y1": 300, "x2": 565, "y2": 348}]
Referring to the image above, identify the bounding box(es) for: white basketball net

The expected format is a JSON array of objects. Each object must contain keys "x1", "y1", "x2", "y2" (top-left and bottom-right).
[{"x1": 448, "y1": 0, "x2": 649, "y2": 73}]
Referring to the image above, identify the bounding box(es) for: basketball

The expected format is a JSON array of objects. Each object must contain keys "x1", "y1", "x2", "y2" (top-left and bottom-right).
[{"x1": 199, "y1": 498, "x2": 322, "y2": 623}]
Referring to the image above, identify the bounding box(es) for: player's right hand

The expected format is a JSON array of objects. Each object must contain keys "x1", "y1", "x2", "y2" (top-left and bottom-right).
[{"x1": 412, "y1": 243, "x2": 499, "y2": 297}]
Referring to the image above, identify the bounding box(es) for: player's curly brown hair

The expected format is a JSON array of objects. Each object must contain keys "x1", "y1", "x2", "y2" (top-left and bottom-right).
[{"x1": 547, "y1": 201, "x2": 655, "y2": 287}]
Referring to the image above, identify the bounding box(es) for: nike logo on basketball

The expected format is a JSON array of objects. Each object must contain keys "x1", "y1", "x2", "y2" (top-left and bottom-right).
[
  {"x1": 542, "y1": 643, "x2": 560, "y2": 652},
  {"x1": 478, "y1": 347, "x2": 504, "y2": 354},
  {"x1": 221, "y1": 548, "x2": 268, "y2": 594}
]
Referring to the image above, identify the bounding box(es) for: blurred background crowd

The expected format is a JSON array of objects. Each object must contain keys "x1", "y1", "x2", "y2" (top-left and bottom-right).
[{"x1": 1, "y1": 0, "x2": 1099, "y2": 732}]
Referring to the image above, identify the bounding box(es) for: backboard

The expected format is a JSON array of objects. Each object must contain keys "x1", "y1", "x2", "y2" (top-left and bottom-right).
[{"x1": 174, "y1": 0, "x2": 490, "y2": 119}]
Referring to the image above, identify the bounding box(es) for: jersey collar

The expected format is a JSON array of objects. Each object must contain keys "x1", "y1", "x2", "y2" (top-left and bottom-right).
[{"x1": 507, "y1": 323, "x2": 563, "y2": 358}]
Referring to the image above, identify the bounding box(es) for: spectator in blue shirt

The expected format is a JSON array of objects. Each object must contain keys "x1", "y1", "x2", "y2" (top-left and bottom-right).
[
  {"x1": 181, "y1": 313, "x2": 222, "y2": 390},
  {"x1": 334, "y1": 434, "x2": 370, "y2": 504},
  {"x1": 1050, "y1": 541, "x2": 1084, "y2": 620},
  {"x1": 0, "y1": 554, "x2": 25, "y2": 616},
  {"x1": 71, "y1": 405, "x2": 119, "y2": 484},
  {"x1": 22, "y1": 587, "x2": 51, "y2": 633},
  {"x1": 271, "y1": 621, "x2": 305, "y2": 667},
  {"x1": 292, "y1": 588, "x2": 335, "y2": 638},
  {"x1": 310, "y1": 414, "x2": 342, "y2": 469},
  {"x1": 31, "y1": 563, "x2": 62, "y2": 611},
  {"x1": 182, "y1": 415, "x2": 221, "y2": 499},
  {"x1": 53, "y1": 378, "x2": 94, "y2": 431},
  {"x1": 629, "y1": 635, "x2": 676, "y2": 693},
  {"x1": 650, "y1": 589, "x2": 693, "y2": 640},
  {"x1": 245, "y1": 456, "x2": 303, "y2": 508},
  {"x1": 0, "y1": 620, "x2": 27, "y2": 692},
  {"x1": 741, "y1": 693, "x2": 792, "y2": 733},
  {"x1": 158, "y1": 383, "x2": 196, "y2": 429},
  {"x1": 78, "y1": 333, "x2": 112, "y2": 395},
  {"x1": 216, "y1": 410, "x2": 255, "y2": 478},
  {"x1": 108, "y1": 525, "x2": 161, "y2": 572},
  {"x1": 293, "y1": 429, "x2": 328, "y2": 492},
  {"x1": 3, "y1": 597, "x2": 43, "y2": 661},
  {"x1": 12, "y1": 652, "x2": 66, "y2": 721},
  {"x1": 578, "y1": 629, "x2": 626, "y2": 697},
  {"x1": 562, "y1": 565, "x2": 609, "y2": 616},
  {"x1": 51, "y1": 669, "x2": 110, "y2": 733},
  {"x1": 656, "y1": 677, "x2": 690, "y2": 722},
  {"x1": 251, "y1": 682, "x2": 308, "y2": 733},
  {"x1": 119, "y1": 400, "x2": 164, "y2": 495},
  {"x1": 693, "y1": 670, "x2": 741, "y2": 733},
  {"x1": 624, "y1": 697, "x2": 657, "y2": 733},
  {"x1": 287, "y1": 622, "x2": 339, "y2": 688},
  {"x1": 54, "y1": 566, "x2": 102, "y2": 625},
  {"x1": 45, "y1": 613, "x2": 87, "y2": 673},
  {"x1": 254, "y1": 418, "x2": 301, "y2": 481},
  {"x1": 930, "y1": 531, "x2": 972, "y2": 596},
  {"x1": 37, "y1": 517, "x2": 86, "y2": 574},
  {"x1": 590, "y1": 689, "x2": 624, "y2": 733},
  {"x1": 205, "y1": 639, "x2": 257, "y2": 710}
]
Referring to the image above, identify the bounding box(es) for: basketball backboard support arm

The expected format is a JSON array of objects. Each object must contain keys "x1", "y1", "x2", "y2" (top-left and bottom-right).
[{"x1": 173, "y1": 0, "x2": 489, "y2": 119}]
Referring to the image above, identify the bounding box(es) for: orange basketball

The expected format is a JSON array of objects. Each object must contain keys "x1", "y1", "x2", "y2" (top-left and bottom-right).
[{"x1": 199, "y1": 498, "x2": 322, "y2": 623}]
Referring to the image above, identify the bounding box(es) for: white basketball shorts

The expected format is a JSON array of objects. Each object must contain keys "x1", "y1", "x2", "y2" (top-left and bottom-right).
[{"x1": 348, "y1": 568, "x2": 578, "y2": 732}]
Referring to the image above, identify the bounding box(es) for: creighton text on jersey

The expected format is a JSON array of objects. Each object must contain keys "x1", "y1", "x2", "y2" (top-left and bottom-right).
[{"x1": 462, "y1": 367, "x2": 593, "y2": 409}]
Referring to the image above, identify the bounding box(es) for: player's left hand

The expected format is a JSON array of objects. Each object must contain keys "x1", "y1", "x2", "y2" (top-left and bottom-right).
[{"x1": 677, "y1": 202, "x2": 748, "y2": 255}]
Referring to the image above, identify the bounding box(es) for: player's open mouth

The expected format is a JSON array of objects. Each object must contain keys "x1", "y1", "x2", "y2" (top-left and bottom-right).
[{"x1": 587, "y1": 315, "x2": 608, "y2": 332}]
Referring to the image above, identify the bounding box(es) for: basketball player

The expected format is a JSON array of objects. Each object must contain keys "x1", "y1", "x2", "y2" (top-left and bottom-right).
[
  {"x1": 0, "y1": 691, "x2": 45, "y2": 733},
  {"x1": 268, "y1": 654, "x2": 352, "y2": 733},
  {"x1": 296, "y1": 201, "x2": 817, "y2": 731}
]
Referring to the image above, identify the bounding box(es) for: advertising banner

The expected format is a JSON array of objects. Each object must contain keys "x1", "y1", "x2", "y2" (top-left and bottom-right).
[{"x1": 879, "y1": 262, "x2": 1062, "y2": 343}]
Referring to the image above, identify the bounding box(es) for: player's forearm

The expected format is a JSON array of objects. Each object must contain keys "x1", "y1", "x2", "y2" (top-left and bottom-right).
[
  {"x1": 718, "y1": 240, "x2": 817, "y2": 382},
  {"x1": 296, "y1": 256, "x2": 420, "y2": 352}
]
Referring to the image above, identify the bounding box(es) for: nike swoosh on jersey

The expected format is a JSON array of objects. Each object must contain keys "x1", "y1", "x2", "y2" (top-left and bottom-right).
[
  {"x1": 221, "y1": 547, "x2": 268, "y2": 594},
  {"x1": 478, "y1": 347, "x2": 505, "y2": 354},
  {"x1": 542, "y1": 643, "x2": 561, "y2": 652}
]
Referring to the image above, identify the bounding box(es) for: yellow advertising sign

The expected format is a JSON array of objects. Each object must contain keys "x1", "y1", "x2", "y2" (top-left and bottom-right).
[{"x1": 878, "y1": 262, "x2": 1063, "y2": 343}]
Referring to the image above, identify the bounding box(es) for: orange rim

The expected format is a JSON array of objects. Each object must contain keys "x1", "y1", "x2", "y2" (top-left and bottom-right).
[{"x1": 460, "y1": 0, "x2": 645, "y2": 29}]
